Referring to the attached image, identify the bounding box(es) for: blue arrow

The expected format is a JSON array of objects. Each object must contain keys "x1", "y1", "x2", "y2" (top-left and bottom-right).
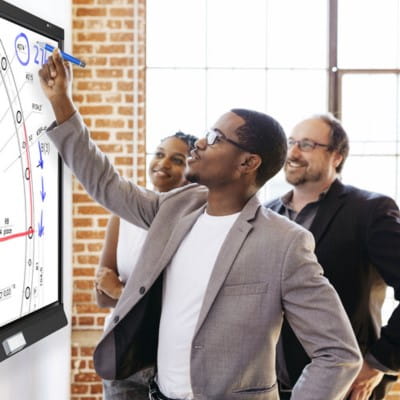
[
  {"x1": 40, "y1": 176, "x2": 46, "y2": 201},
  {"x1": 38, "y1": 210, "x2": 44, "y2": 237},
  {"x1": 37, "y1": 141, "x2": 44, "y2": 169}
]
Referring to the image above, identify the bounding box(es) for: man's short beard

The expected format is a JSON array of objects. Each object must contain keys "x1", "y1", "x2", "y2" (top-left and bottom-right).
[
  {"x1": 286, "y1": 175, "x2": 307, "y2": 186},
  {"x1": 285, "y1": 168, "x2": 323, "y2": 187}
]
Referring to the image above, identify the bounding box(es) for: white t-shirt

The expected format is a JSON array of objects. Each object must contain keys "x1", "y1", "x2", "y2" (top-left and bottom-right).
[
  {"x1": 157, "y1": 211, "x2": 240, "y2": 399},
  {"x1": 104, "y1": 219, "x2": 147, "y2": 329}
]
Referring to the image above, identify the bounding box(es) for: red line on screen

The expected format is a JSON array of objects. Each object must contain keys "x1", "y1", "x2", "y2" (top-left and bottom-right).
[{"x1": 0, "y1": 229, "x2": 34, "y2": 242}]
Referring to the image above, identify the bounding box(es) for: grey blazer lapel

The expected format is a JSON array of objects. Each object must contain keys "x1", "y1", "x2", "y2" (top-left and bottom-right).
[
  {"x1": 113, "y1": 205, "x2": 206, "y2": 325},
  {"x1": 194, "y1": 196, "x2": 260, "y2": 336}
]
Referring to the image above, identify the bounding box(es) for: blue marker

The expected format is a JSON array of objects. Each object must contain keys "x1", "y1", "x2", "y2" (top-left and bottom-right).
[{"x1": 36, "y1": 41, "x2": 86, "y2": 68}]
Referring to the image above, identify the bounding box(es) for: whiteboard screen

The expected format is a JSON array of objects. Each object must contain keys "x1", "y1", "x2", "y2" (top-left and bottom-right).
[{"x1": 0, "y1": 3, "x2": 62, "y2": 331}]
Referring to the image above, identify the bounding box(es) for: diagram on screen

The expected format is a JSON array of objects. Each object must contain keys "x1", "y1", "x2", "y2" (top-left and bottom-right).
[{"x1": 0, "y1": 18, "x2": 59, "y2": 329}]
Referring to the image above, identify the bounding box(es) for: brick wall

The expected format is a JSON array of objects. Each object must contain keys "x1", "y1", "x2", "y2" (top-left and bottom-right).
[{"x1": 70, "y1": 0, "x2": 145, "y2": 398}]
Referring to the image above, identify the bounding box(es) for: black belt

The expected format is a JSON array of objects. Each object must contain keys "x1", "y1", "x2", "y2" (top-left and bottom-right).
[{"x1": 148, "y1": 378, "x2": 181, "y2": 400}]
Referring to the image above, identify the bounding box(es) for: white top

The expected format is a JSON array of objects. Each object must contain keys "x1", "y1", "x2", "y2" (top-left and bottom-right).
[
  {"x1": 104, "y1": 219, "x2": 148, "y2": 329},
  {"x1": 157, "y1": 211, "x2": 240, "y2": 399}
]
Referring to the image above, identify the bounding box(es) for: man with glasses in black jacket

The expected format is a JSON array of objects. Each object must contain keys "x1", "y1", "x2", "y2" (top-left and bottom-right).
[{"x1": 265, "y1": 114, "x2": 400, "y2": 400}]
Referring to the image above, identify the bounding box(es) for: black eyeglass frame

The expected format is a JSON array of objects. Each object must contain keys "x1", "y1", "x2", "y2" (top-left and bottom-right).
[
  {"x1": 287, "y1": 138, "x2": 330, "y2": 152},
  {"x1": 205, "y1": 129, "x2": 253, "y2": 153}
]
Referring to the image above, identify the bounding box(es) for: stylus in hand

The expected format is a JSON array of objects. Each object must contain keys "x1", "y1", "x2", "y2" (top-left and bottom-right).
[{"x1": 36, "y1": 41, "x2": 86, "y2": 68}]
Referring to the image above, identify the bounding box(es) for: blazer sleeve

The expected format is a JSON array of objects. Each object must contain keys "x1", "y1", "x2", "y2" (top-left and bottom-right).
[
  {"x1": 364, "y1": 195, "x2": 400, "y2": 371},
  {"x1": 46, "y1": 112, "x2": 160, "y2": 228},
  {"x1": 281, "y1": 229, "x2": 362, "y2": 400}
]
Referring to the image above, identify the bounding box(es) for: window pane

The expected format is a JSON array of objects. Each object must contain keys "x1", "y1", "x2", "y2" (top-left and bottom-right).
[
  {"x1": 342, "y1": 156, "x2": 397, "y2": 199},
  {"x1": 266, "y1": 70, "x2": 327, "y2": 133},
  {"x1": 338, "y1": 0, "x2": 400, "y2": 68},
  {"x1": 341, "y1": 74, "x2": 398, "y2": 148},
  {"x1": 258, "y1": 169, "x2": 292, "y2": 204},
  {"x1": 146, "y1": 69, "x2": 206, "y2": 152},
  {"x1": 206, "y1": 0, "x2": 267, "y2": 68},
  {"x1": 147, "y1": 0, "x2": 206, "y2": 67},
  {"x1": 266, "y1": 0, "x2": 328, "y2": 68},
  {"x1": 206, "y1": 69, "x2": 266, "y2": 126}
]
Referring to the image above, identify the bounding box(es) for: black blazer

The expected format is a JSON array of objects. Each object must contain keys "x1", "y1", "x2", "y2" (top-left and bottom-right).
[{"x1": 265, "y1": 179, "x2": 400, "y2": 394}]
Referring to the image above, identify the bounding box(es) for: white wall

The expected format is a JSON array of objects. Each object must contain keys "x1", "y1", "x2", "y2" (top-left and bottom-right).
[{"x1": 0, "y1": 1, "x2": 72, "y2": 400}]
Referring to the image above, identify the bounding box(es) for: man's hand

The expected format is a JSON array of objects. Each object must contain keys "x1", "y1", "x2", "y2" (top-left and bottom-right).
[
  {"x1": 38, "y1": 48, "x2": 76, "y2": 124},
  {"x1": 347, "y1": 359, "x2": 384, "y2": 400},
  {"x1": 95, "y1": 266, "x2": 123, "y2": 300}
]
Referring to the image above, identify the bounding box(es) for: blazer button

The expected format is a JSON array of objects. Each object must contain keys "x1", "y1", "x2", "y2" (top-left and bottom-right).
[
  {"x1": 113, "y1": 315, "x2": 119, "y2": 324},
  {"x1": 139, "y1": 286, "x2": 146, "y2": 295}
]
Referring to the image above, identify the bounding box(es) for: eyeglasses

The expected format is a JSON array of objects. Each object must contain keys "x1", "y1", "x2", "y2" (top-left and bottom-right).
[
  {"x1": 287, "y1": 138, "x2": 330, "y2": 152},
  {"x1": 205, "y1": 129, "x2": 252, "y2": 153}
]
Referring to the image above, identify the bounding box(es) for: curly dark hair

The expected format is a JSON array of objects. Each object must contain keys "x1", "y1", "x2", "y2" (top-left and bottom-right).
[{"x1": 162, "y1": 131, "x2": 197, "y2": 152}]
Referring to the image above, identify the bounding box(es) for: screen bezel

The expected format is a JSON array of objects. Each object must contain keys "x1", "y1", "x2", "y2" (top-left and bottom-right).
[{"x1": 0, "y1": 0, "x2": 67, "y2": 362}]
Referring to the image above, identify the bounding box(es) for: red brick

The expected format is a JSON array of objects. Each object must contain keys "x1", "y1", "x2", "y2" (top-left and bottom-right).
[
  {"x1": 76, "y1": 304, "x2": 103, "y2": 314},
  {"x1": 77, "y1": 81, "x2": 112, "y2": 91},
  {"x1": 123, "y1": 20, "x2": 134, "y2": 29},
  {"x1": 77, "y1": 205, "x2": 109, "y2": 215},
  {"x1": 110, "y1": 8, "x2": 133, "y2": 17},
  {"x1": 75, "y1": 373, "x2": 101, "y2": 382},
  {"x1": 95, "y1": 119, "x2": 125, "y2": 128},
  {"x1": 76, "y1": 255, "x2": 99, "y2": 265},
  {"x1": 96, "y1": 44, "x2": 126, "y2": 54},
  {"x1": 76, "y1": 230, "x2": 105, "y2": 239},
  {"x1": 110, "y1": 57, "x2": 133, "y2": 66},
  {"x1": 73, "y1": 69, "x2": 93, "y2": 79},
  {"x1": 98, "y1": 144, "x2": 123, "y2": 153},
  {"x1": 78, "y1": 316, "x2": 95, "y2": 325},
  {"x1": 118, "y1": 106, "x2": 133, "y2": 115},
  {"x1": 96, "y1": 69, "x2": 124, "y2": 78},
  {"x1": 71, "y1": 384, "x2": 88, "y2": 394},
  {"x1": 107, "y1": 20, "x2": 122, "y2": 29},
  {"x1": 86, "y1": 56, "x2": 108, "y2": 66},
  {"x1": 73, "y1": 44, "x2": 93, "y2": 54},
  {"x1": 74, "y1": 267, "x2": 95, "y2": 276},
  {"x1": 117, "y1": 81, "x2": 133, "y2": 91},
  {"x1": 73, "y1": 243, "x2": 85, "y2": 252},
  {"x1": 86, "y1": 94, "x2": 103, "y2": 103},
  {"x1": 115, "y1": 156, "x2": 133, "y2": 165},
  {"x1": 87, "y1": 243, "x2": 104, "y2": 252},
  {"x1": 73, "y1": 193, "x2": 94, "y2": 202},
  {"x1": 74, "y1": 280, "x2": 95, "y2": 290},
  {"x1": 76, "y1": 8, "x2": 106, "y2": 17},
  {"x1": 81, "y1": 346, "x2": 95, "y2": 357},
  {"x1": 73, "y1": 218, "x2": 93, "y2": 227},
  {"x1": 104, "y1": 93, "x2": 122, "y2": 103},
  {"x1": 97, "y1": 218, "x2": 110, "y2": 228},
  {"x1": 110, "y1": 32, "x2": 134, "y2": 42},
  {"x1": 116, "y1": 131, "x2": 133, "y2": 140},
  {"x1": 77, "y1": 32, "x2": 107, "y2": 42},
  {"x1": 79, "y1": 105, "x2": 113, "y2": 115},
  {"x1": 73, "y1": 20, "x2": 85, "y2": 29},
  {"x1": 73, "y1": 292, "x2": 92, "y2": 302},
  {"x1": 90, "y1": 384, "x2": 103, "y2": 394},
  {"x1": 90, "y1": 131, "x2": 110, "y2": 140}
]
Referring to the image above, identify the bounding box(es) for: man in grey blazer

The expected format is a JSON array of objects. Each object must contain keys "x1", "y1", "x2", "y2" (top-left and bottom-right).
[{"x1": 38, "y1": 50, "x2": 362, "y2": 400}]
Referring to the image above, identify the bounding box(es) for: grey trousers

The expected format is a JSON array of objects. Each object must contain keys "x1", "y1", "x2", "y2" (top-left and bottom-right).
[{"x1": 103, "y1": 367, "x2": 154, "y2": 400}]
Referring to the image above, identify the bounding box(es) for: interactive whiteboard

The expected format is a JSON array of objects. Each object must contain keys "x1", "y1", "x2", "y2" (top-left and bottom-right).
[{"x1": 0, "y1": 0, "x2": 67, "y2": 361}]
